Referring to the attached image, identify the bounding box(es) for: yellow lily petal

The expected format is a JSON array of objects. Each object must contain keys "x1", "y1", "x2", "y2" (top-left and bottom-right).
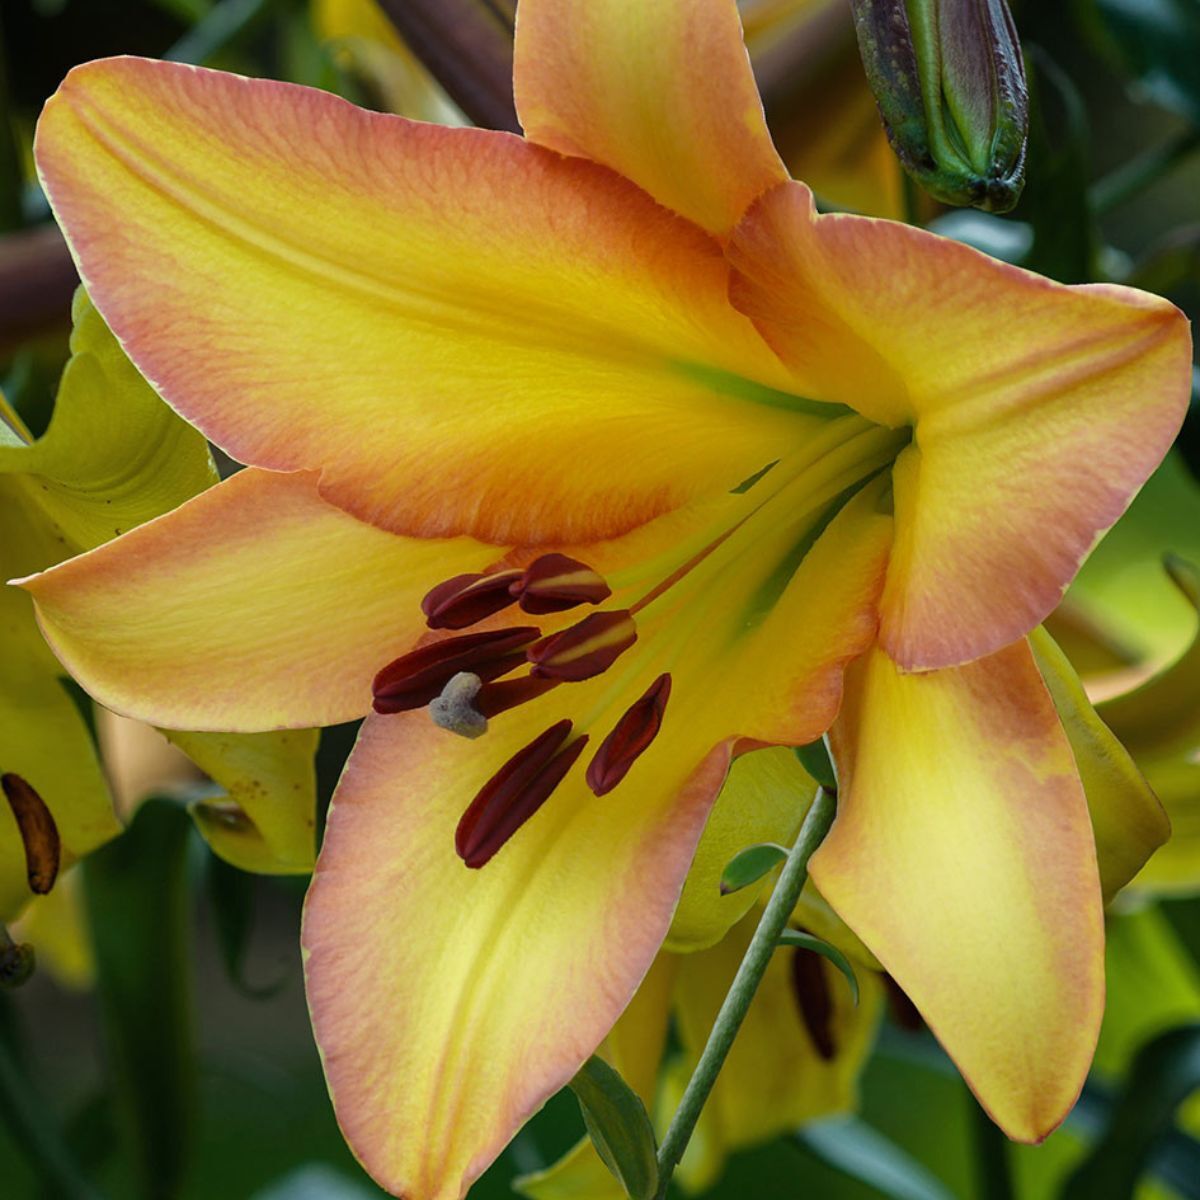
[
  {"x1": 171, "y1": 728, "x2": 319, "y2": 874},
  {"x1": 36, "y1": 57, "x2": 816, "y2": 545},
  {"x1": 303, "y1": 696, "x2": 734, "y2": 1199},
  {"x1": 514, "y1": 0, "x2": 786, "y2": 235},
  {"x1": 728, "y1": 182, "x2": 1192, "y2": 669},
  {"x1": 1029, "y1": 627, "x2": 1169, "y2": 902},
  {"x1": 18, "y1": 467, "x2": 499, "y2": 731},
  {"x1": 672, "y1": 910, "x2": 883, "y2": 1193},
  {"x1": 667, "y1": 746, "x2": 814, "y2": 952},
  {"x1": 812, "y1": 642, "x2": 1105, "y2": 1143}
]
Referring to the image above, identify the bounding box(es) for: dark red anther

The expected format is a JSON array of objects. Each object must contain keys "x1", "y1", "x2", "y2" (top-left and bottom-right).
[
  {"x1": 512, "y1": 553, "x2": 612, "y2": 615},
  {"x1": 790, "y1": 944, "x2": 837, "y2": 1061},
  {"x1": 1, "y1": 773, "x2": 60, "y2": 895},
  {"x1": 372, "y1": 627, "x2": 540, "y2": 713},
  {"x1": 455, "y1": 720, "x2": 589, "y2": 869},
  {"x1": 421, "y1": 568, "x2": 524, "y2": 630},
  {"x1": 587, "y1": 674, "x2": 671, "y2": 796},
  {"x1": 527, "y1": 610, "x2": 637, "y2": 682}
]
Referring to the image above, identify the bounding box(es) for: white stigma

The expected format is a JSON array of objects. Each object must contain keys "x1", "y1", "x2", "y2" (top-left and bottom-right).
[{"x1": 429, "y1": 672, "x2": 488, "y2": 739}]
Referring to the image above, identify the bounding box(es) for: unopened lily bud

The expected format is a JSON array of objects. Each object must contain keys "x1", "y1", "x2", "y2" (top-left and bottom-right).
[{"x1": 850, "y1": 0, "x2": 1028, "y2": 213}]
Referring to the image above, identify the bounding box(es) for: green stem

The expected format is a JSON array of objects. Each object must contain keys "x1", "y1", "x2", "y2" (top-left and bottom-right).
[
  {"x1": 653, "y1": 786, "x2": 837, "y2": 1197},
  {"x1": 0, "y1": 999, "x2": 105, "y2": 1200},
  {"x1": 901, "y1": 169, "x2": 923, "y2": 227},
  {"x1": 969, "y1": 1089, "x2": 1014, "y2": 1200},
  {"x1": 1091, "y1": 126, "x2": 1200, "y2": 216}
]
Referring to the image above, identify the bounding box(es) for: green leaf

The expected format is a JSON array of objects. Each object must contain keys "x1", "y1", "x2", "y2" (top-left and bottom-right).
[
  {"x1": 82, "y1": 800, "x2": 196, "y2": 1200},
  {"x1": 793, "y1": 739, "x2": 837, "y2": 792},
  {"x1": 1062, "y1": 1023, "x2": 1200, "y2": 1199},
  {"x1": 777, "y1": 930, "x2": 860, "y2": 1005},
  {"x1": 567, "y1": 1056, "x2": 658, "y2": 1200},
  {"x1": 1015, "y1": 48, "x2": 1097, "y2": 284},
  {"x1": 1078, "y1": 0, "x2": 1200, "y2": 124},
  {"x1": 719, "y1": 842, "x2": 788, "y2": 896},
  {"x1": 797, "y1": 1116, "x2": 957, "y2": 1200},
  {"x1": 203, "y1": 852, "x2": 284, "y2": 999}
]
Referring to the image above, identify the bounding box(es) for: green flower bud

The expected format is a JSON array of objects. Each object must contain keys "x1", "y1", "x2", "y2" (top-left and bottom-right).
[{"x1": 850, "y1": 0, "x2": 1029, "y2": 213}]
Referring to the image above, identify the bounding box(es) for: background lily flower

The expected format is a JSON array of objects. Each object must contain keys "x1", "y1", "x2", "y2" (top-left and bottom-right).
[
  {"x1": 19, "y1": 0, "x2": 1192, "y2": 1195},
  {"x1": 0, "y1": 289, "x2": 318, "y2": 919}
]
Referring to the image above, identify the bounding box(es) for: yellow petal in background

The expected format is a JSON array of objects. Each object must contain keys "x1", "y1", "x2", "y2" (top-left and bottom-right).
[
  {"x1": 815, "y1": 642, "x2": 1104, "y2": 1143},
  {"x1": 514, "y1": 0, "x2": 787, "y2": 235},
  {"x1": 671, "y1": 910, "x2": 882, "y2": 1193},
  {"x1": 667, "y1": 746, "x2": 813, "y2": 952}
]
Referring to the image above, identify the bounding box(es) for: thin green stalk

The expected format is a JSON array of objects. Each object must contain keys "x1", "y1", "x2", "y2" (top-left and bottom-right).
[
  {"x1": 653, "y1": 786, "x2": 837, "y2": 1197},
  {"x1": 1091, "y1": 126, "x2": 1200, "y2": 216},
  {"x1": 969, "y1": 1089, "x2": 1014, "y2": 1200},
  {"x1": 0, "y1": 999, "x2": 104, "y2": 1200}
]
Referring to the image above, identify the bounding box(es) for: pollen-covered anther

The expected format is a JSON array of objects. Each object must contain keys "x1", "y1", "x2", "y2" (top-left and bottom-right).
[
  {"x1": 790, "y1": 944, "x2": 837, "y2": 1061},
  {"x1": 587, "y1": 673, "x2": 672, "y2": 796},
  {"x1": 455, "y1": 719, "x2": 589, "y2": 869},
  {"x1": 421, "y1": 568, "x2": 524, "y2": 630},
  {"x1": 526, "y1": 610, "x2": 637, "y2": 682},
  {"x1": 511, "y1": 553, "x2": 612, "y2": 615},
  {"x1": 372, "y1": 627, "x2": 540, "y2": 714}
]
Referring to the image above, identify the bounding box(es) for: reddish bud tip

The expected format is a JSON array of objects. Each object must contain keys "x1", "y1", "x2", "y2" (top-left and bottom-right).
[
  {"x1": 421, "y1": 568, "x2": 524, "y2": 630},
  {"x1": 587, "y1": 674, "x2": 672, "y2": 796},
  {"x1": 1, "y1": 773, "x2": 60, "y2": 896},
  {"x1": 527, "y1": 610, "x2": 637, "y2": 682},
  {"x1": 513, "y1": 553, "x2": 611, "y2": 615},
  {"x1": 790, "y1": 945, "x2": 837, "y2": 1061},
  {"x1": 372, "y1": 627, "x2": 540, "y2": 714},
  {"x1": 455, "y1": 720, "x2": 588, "y2": 869}
]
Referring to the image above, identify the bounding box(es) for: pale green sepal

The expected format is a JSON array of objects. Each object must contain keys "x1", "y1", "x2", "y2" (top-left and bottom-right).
[
  {"x1": 1030, "y1": 626, "x2": 1169, "y2": 901},
  {"x1": 567, "y1": 1056, "x2": 659, "y2": 1200},
  {"x1": 0, "y1": 290, "x2": 217, "y2": 546}
]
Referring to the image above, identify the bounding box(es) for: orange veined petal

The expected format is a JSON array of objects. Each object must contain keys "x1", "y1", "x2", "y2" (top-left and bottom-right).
[
  {"x1": 812, "y1": 641, "x2": 1105, "y2": 1143},
  {"x1": 16, "y1": 468, "x2": 502, "y2": 731},
  {"x1": 728, "y1": 182, "x2": 1192, "y2": 669},
  {"x1": 514, "y1": 0, "x2": 787, "y2": 236},
  {"x1": 35, "y1": 56, "x2": 828, "y2": 546}
]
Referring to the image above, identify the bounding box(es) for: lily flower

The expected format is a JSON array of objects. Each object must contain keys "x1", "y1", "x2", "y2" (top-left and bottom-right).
[
  {"x1": 1, "y1": 291, "x2": 317, "y2": 915},
  {"x1": 20, "y1": 0, "x2": 1191, "y2": 1195}
]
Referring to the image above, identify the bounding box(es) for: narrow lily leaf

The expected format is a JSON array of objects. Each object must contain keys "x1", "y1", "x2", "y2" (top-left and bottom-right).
[
  {"x1": 1062, "y1": 1023, "x2": 1200, "y2": 1199},
  {"x1": 203, "y1": 852, "x2": 283, "y2": 999},
  {"x1": 83, "y1": 800, "x2": 196, "y2": 1200},
  {"x1": 567, "y1": 1056, "x2": 658, "y2": 1200},
  {"x1": 793, "y1": 740, "x2": 837, "y2": 793},
  {"x1": 797, "y1": 1116, "x2": 957, "y2": 1200},
  {"x1": 777, "y1": 931, "x2": 860, "y2": 1005},
  {"x1": 1079, "y1": 0, "x2": 1200, "y2": 124},
  {"x1": 719, "y1": 842, "x2": 788, "y2": 896}
]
